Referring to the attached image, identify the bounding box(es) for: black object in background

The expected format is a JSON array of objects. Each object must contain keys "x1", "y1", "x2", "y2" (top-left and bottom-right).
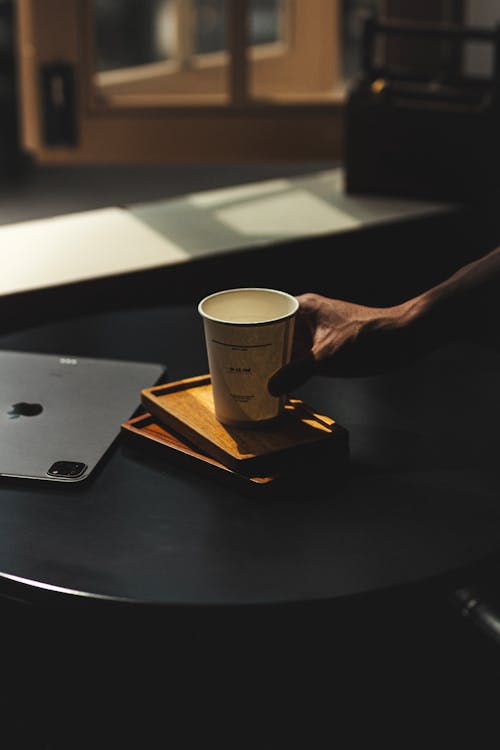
[
  {"x1": 345, "y1": 15, "x2": 500, "y2": 201},
  {"x1": 40, "y1": 62, "x2": 77, "y2": 147},
  {"x1": 0, "y1": 0, "x2": 31, "y2": 178}
]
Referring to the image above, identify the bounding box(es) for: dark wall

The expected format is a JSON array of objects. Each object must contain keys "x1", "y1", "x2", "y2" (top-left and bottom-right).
[{"x1": 0, "y1": 0, "x2": 29, "y2": 177}]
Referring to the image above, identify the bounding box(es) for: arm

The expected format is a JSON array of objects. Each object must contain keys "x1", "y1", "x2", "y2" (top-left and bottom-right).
[{"x1": 268, "y1": 245, "x2": 500, "y2": 395}]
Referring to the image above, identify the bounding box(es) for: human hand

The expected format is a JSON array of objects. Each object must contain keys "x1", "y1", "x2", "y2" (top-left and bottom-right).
[{"x1": 268, "y1": 292, "x2": 427, "y2": 395}]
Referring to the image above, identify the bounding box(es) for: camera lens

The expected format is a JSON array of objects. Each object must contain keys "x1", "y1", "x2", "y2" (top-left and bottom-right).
[{"x1": 47, "y1": 461, "x2": 87, "y2": 479}]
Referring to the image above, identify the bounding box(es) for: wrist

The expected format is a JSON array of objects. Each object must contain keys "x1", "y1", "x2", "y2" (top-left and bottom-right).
[
  {"x1": 387, "y1": 292, "x2": 434, "y2": 330},
  {"x1": 389, "y1": 280, "x2": 465, "y2": 347}
]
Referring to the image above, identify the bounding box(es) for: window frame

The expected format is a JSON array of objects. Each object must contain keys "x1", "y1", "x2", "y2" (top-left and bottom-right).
[
  {"x1": 16, "y1": 0, "x2": 347, "y2": 162},
  {"x1": 90, "y1": 0, "x2": 341, "y2": 107},
  {"x1": 93, "y1": 0, "x2": 299, "y2": 101},
  {"x1": 17, "y1": 0, "x2": 458, "y2": 164}
]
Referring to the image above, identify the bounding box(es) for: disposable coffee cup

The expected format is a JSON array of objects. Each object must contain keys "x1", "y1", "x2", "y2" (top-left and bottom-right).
[{"x1": 198, "y1": 288, "x2": 299, "y2": 427}]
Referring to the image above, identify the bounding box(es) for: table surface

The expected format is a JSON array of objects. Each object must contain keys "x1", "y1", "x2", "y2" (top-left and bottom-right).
[{"x1": 0, "y1": 304, "x2": 499, "y2": 606}]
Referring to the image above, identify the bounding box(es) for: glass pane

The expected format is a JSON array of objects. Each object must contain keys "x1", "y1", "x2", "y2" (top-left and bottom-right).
[
  {"x1": 94, "y1": 0, "x2": 172, "y2": 72},
  {"x1": 192, "y1": 0, "x2": 281, "y2": 56},
  {"x1": 464, "y1": 0, "x2": 500, "y2": 78},
  {"x1": 194, "y1": 0, "x2": 227, "y2": 54},
  {"x1": 341, "y1": 0, "x2": 377, "y2": 81},
  {"x1": 92, "y1": 0, "x2": 229, "y2": 105},
  {"x1": 464, "y1": 40, "x2": 494, "y2": 79},
  {"x1": 249, "y1": 0, "x2": 281, "y2": 46}
]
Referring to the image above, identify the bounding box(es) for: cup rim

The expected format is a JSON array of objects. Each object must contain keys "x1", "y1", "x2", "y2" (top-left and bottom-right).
[{"x1": 198, "y1": 287, "x2": 299, "y2": 327}]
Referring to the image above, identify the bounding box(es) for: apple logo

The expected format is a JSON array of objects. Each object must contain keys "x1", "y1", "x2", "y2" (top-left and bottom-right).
[{"x1": 8, "y1": 402, "x2": 43, "y2": 419}]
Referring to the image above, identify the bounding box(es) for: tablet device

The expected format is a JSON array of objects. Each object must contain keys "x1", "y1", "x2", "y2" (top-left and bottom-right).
[{"x1": 0, "y1": 350, "x2": 166, "y2": 483}]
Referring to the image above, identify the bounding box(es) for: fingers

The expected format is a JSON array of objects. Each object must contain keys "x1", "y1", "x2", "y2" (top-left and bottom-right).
[
  {"x1": 268, "y1": 353, "x2": 316, "y2": 396},
  {"x1": 267, "y1": 294, "x2": 323, "y2": 396}
]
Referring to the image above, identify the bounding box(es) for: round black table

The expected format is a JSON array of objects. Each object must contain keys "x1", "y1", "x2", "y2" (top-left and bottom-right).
[{"x1": 1, "y1": 304, "x2": 500, "y2": 606}]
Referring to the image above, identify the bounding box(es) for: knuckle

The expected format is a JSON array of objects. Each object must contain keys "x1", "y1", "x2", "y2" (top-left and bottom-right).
[{"x1": 298, "y1": 292, "x2": 320, "y2": 308}]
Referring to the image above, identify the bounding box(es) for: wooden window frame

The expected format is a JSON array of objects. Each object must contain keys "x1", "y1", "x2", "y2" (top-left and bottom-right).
[
  {"x1": 93, "y1": 0, "x2": 302, "y2": 103},
  {"x1": 16, "y1": 0, "x2": 347, "y2": 163},
  {"x1": 16, "y1": 0, "x2": 459, "y2": 164},
  {"x1": 91, "y1": 0, "x2": 339, "y2": 106}
]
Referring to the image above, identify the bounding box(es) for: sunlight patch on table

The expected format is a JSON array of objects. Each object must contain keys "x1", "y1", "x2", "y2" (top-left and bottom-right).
[
  {"x1": 214, "y1": 189, "x2": 361, "y2": 238},
  {"x1": 187, "y1": 179, "x2": 291, "y2": 208},
  {"x1": 0, "y1": 208, "x2": 188, "y2": 295}
]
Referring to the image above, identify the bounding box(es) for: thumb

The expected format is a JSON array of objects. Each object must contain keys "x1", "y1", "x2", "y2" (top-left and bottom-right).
[{"x1": 268, "y1": 353, "x2": 316, "y2": 396}]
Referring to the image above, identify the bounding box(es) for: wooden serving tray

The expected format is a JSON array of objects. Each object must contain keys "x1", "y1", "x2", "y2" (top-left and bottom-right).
[
  {"x1": 141, "y1": 374, "x2": 348, "y2": 475},
  {"x1": 121, "y1": 413, "x2": 276, "y2": 486}
]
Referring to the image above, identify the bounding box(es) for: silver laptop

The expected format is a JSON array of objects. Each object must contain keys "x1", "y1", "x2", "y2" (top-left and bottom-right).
[{"x1": 0, "y1": 350, "x2": 165, "y2": 483}]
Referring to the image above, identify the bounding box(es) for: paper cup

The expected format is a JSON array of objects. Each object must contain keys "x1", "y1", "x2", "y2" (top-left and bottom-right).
[{"x1": 198, "y1": 288, "x2": 298, "y2": 426}]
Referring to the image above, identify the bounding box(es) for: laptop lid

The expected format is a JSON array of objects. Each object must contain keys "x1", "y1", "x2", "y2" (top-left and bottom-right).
[{"x1": 0, "y1": 350, "x2": 165, "y2": 482}]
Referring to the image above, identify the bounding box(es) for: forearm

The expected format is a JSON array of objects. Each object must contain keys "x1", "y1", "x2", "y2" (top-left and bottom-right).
[
  {"x1": 270, "y1": 246, "x2": 500, "y2": 391},
  {"x1": 395, "y1": 246, "x2": 500, "y2": 343},
  {"x1": 428, "y1": 245, "x2": 500, "y2": 306}
]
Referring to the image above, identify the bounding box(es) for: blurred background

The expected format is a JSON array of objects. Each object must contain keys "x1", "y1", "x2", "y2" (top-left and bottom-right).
[
  {"x1": 6, "y1": 0, "x2": 498, "y2": 168},
  {"x1": 0, "y1": 1, "x2": 499, "y2": 233},
  {"x1": 0, "y1": 1, "x2": 498, "y2": 223}
]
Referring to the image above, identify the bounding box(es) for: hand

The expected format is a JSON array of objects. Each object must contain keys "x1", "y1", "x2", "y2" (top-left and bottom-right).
[
  {"x1": 269, "y1": 246, "x2": 500, "y2": 395},
  {"x1": 268, "y1": 292, "x2": 428, "y2": 395}
]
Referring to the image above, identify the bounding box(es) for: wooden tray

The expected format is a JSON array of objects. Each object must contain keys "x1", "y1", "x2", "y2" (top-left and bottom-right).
[
  {"x1": 141, "y1": 374, "x2": 348, "y2": 475},
  {"x1": 121, "y1": 413, "x2": 276, "y2": 486}
]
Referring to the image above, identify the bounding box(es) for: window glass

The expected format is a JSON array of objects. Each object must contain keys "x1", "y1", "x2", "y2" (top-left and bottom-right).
[
  {"x1": 92, "y1": 0, "x2": 229, "y2": 102},
  {"x1": 464, "y1": 0, "x2": 499, "y2": 78},
  {"x1": 193, "y1": 0, "x2": 281, "y2": 55},
  {"x1": 94, "y1": 0, "x2": 171, "y2": 72},
  {"x1": 194, "y1": 0, "x2": 227, "y2": 54},
  {"x1": 91, "y1": 0, "x2": 337, "y2": 105},
  {"x1": 94, "y1": 0, "x2": 282, "y2": 71},
  {"x1": 249, "y1": 0, "x2": 281, "y2": 45},
  {"x1": 341, "y1": 0, "x2": 377, "y2": 80}
]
